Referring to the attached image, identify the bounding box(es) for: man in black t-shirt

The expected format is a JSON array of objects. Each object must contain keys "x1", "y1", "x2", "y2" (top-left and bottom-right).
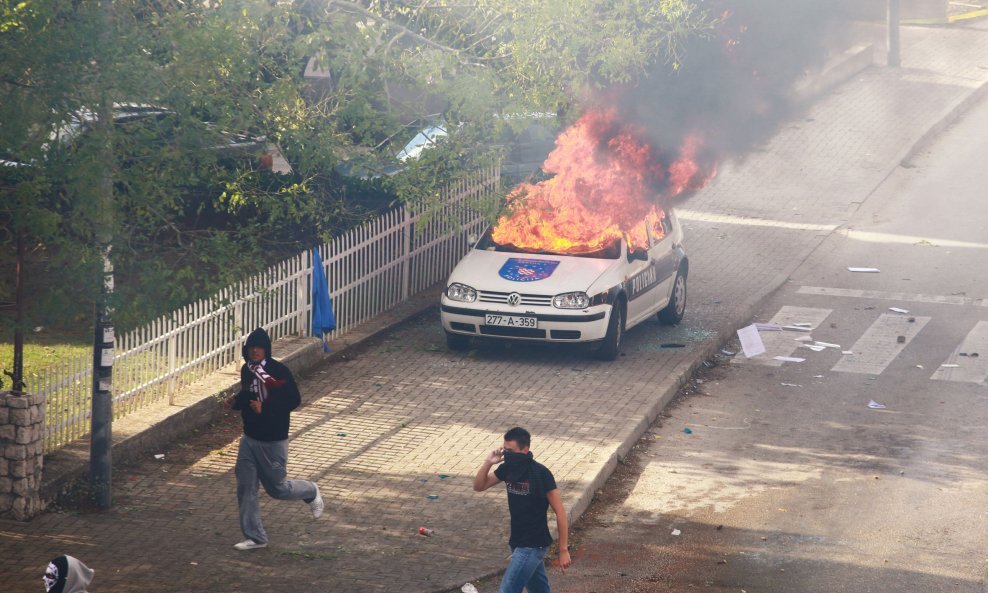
[{"x1": 474, "y1": 427, "x2": 571, "y2": 593}]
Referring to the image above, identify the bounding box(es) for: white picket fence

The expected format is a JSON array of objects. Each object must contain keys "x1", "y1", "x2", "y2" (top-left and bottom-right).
[{"x1": 32, "y1": 165, "x2": 501, "y2": 453}]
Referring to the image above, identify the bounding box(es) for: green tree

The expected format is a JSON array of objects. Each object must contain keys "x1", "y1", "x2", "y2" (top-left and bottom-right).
[{"x1": 1, "y1": 0, "x2": 713, "y2": 350}]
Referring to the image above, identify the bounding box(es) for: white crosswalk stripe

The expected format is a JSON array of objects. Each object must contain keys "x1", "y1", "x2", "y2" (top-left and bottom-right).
[
  {"x1": 797, "y1": 286, "x2": 969, "y2": 306},
  {"x1": 831, "y1": 314, "x2": 931, "y2": 375},
  {"x1": 733, "y1": 306, "x2": 832, "y2": 366},
  {"x1": 931, "y1": 320, "x2": 988, "y2": 384}
]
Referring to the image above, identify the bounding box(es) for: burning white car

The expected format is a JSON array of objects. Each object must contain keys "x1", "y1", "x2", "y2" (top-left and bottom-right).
[{"x1": 440, "y1": 209, "x2": 688, "y2": 360}]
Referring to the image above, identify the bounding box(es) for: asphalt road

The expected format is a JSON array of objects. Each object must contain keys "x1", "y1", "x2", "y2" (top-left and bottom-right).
[{"x1": 542, "y1": 77, "x2": 988, "y2": 592}]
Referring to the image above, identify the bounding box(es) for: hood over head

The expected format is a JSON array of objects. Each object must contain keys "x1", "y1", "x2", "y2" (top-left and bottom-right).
[
  {"x1": 44, "y1": 555, "x2": 94, "y2": 593},
  {"x1": 242, "y1": 327, "x2": 273, "y2": 363}
]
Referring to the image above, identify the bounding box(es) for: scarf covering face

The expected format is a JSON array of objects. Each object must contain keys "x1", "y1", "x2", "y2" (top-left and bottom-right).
[
  {"x1": 44, "y1": 555, "x2": 94, "y2": 593},
  {"x1": 247, "y1": 359, "x2": 285, "y2": 402},
  {"x1": 502, "y1": 450, "x2": 535, "y2": 483}
]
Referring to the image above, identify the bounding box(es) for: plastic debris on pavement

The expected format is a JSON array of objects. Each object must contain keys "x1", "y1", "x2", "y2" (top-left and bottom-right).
[
  {"x1": 889, "y1": 307, "x2": 909, "y2": 314},
  {"x1": 671, "y1": 529, "x2": 682, "y2": 536},
  {"x1": 461, "y1": 584, "x2": 479, "y2": 593},
  {"x1": 720, "y1": 349, "x2": 736, "y2": 356},
  {"x1": 780, "y1": 382, "x2": 802, "y2": 387},
  {"x1": 773, "y1": 356, "x2": 805, "y2": 362},
  {"x1": 868, "y1": 400, "x2": 887, "y2": 409},
  {"x1": 683, "y1": 427, "x2": 693, "y2": 434},
  {"x1": 154, "y1": 454, "x2": 165, "y2": 460},
  {"x1": 426, "y1": 494, "x2": 440, "y2": 500},
  {"x1": 848, "y1": 267, "x2": 881, "y2": 273}
]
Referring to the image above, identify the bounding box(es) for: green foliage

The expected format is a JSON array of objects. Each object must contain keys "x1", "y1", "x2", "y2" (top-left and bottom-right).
[{"x1": 1, "y1": 0, "x2": 713, "y2": 340}]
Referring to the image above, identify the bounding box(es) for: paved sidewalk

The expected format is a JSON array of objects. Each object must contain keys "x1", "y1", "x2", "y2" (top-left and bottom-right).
[{"x1": 2, "y1": 21, "x2": 987, "y2": 593}]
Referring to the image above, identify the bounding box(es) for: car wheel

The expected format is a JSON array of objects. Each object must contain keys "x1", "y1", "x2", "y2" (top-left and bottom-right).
[
  {"x1": 595, "y1": 301, "x2": 624, "y2": 361},
  {"x1": 658, "y1": 267, "x2": 687, "y2": 325},
  {"x1": 445, "y1": 331, "x2": 471, "y2": 351}
]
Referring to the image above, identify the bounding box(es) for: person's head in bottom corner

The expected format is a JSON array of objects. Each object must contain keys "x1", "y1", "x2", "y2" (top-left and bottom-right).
[{"x1": 44, "y1": 555, "x2": 94, "y2": 593}]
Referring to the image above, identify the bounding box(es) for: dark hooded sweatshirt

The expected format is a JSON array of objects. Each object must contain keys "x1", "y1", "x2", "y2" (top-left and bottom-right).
[{"x1": 231, "y1": 327, "x2": 301, "y2": 441}]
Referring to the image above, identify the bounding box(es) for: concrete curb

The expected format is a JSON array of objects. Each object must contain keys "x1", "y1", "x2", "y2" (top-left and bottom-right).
[{"x1": 903, "y1": 81, "x2": 988, "y2": 165}]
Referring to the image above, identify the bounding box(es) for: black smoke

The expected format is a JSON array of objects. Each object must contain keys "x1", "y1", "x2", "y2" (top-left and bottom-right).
[{"x1": 613, "y1": 0, "x2": 858, "y2": 173}]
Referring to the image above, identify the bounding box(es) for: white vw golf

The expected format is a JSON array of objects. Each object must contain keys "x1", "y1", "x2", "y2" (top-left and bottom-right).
[{"x1": 440, "y1": 209, "x2": 688, "y2": 360}]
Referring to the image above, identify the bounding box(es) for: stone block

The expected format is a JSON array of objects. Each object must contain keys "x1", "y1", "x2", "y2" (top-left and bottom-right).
[
  {"x1": 0, "y1": 424, "x2": 14, "y2": 441},
  {"x1": 9, "y1": 408, "x2": 29, "y2": 425},
  {"x1": 29, "y1": 406, "x2": 43, "y2": 424},
  {"x1": 12, "y1": 479, "x2": 26, "y2": 497},
  {"x1": 0, "y1": 457, "x2": 6, "y2": 475},
  {"x1": 5, "y1": 444, "x2": 26, "y2": 461},
  {"x1": 11, "y1": 495, "x2": 25, "y2": 519},
  {"x1": 0, "y1": 477, "x2": 11, "y2": 493},
  {"x1": 0, "y1": 493, "x2": 12, "y2": 514},
  {"x1": 0, "y1": 406, "x2": 7, "y2": 423},
  {"x1": 3, "y1": 396, "x2": 29, "y2": 409},
  {"x1": 15, "y1": 425, "x2": 36, "y2": 445},
  {"x1": 29, "y1": 392, "x2": 44, "y2": 407},
  {"x1": 9, "y1": 459, "x2": 26, "y2": 478}
]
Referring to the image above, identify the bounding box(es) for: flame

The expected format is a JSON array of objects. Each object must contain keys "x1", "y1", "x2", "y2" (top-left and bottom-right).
[{"x1": 491, "y1": 108, "x2": 716, "y2": 254}]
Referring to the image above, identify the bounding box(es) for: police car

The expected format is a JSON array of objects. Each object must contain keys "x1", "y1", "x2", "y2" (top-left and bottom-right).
[{"x1": 440, "y1": 209, "x2": 688, "y2": 360}]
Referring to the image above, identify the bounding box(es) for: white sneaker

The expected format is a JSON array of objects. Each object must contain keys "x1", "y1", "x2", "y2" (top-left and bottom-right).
[
  {"x1": 310, "y1": 485, "x2": 324, "y2": 519},
  {"x1": 233, "y1": 539, "x2": 267, "y2": 551}
]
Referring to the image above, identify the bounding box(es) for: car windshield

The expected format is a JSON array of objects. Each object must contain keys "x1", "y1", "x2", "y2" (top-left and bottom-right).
[{"x1": 474, "y1": 226, "x2": 622, "y2": 259}]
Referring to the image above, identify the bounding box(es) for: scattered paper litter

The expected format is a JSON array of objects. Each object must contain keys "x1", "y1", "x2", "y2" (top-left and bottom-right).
[
  {"x1": 462, "y1": 584, "x2": 479, "y2": 593},
  {"x1": 842, "y1": 350, "x2": 854, "y2": 355},
  {"x1": 916, "y1": 364, "x2": 924, "y2": 369},
  {"x1": 737, "y1": 324, "x2": 766, "y2": 358},
  {"x1": 813, "y1": 375, "x2": 824, "y2": 378},
  {"x1": 848, "y1": 267, "x2": 881, "y2": 273},
  {"x1": 794, "y1": 336, "x2": 814, "y2": 342},
  {"x1": 773, "y1": 356, "x2": 806, "y2": 362},
  {"x1": 867, "y1": 400, "x2": 887, "y2": 409},
  {"x1": 889, "y1": 307, "x2": 910, "y2": 314},
  {"x1": 780, "y1": 382, "x2": 802, "y2": 387},
  {"x1": 781, "y1": 325, "x2": 813, "y2": 332},
  {"x1": 671, "y1": 529, "x2": 682, "y2": 536},
  {"x1": 755, "y1": 323, "x2": 783, "y2": 331},
  {"x1": 814, "y1": 341, "x2": 841, "y2": 349},
  {"x1": 941, "y1": 363, "x2": 960, "y2": 368},
  {"x1": 801, "y1": 344, "x2": 827, "y2": 352},
  {"x1": 154, "y1": 454, "x2": 165, "y2": 460},
  {"x1": 792, "y1": 322, "x2": 813, "y2": 327}
]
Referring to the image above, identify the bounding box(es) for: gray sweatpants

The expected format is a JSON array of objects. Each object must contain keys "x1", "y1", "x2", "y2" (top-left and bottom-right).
[{"x1": 235, "y1": 435, "x2": 318, "y2": 544}]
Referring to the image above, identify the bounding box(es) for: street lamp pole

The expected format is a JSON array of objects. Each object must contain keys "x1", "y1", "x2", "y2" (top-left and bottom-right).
[{"x1": 888, "y1": 0, "x2": 901, "y2": 68}]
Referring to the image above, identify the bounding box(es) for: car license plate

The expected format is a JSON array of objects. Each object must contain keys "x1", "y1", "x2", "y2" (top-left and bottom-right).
[{"x1": 485, "y1": 314, "x2": 538, "y2": 329}]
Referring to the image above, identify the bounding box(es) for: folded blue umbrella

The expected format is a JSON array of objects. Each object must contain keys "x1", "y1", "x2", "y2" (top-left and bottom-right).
[{"x1": 311, "y1": 248, "x2": 336, "y2": 352}]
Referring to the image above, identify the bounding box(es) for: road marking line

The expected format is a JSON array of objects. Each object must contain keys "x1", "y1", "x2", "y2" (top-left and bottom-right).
[
  {"x1": 832, "y1": 314, "x2": 931, "y2": 375},
  {"x1": 797, "y1": 286, "x2": 969, "y2": 306},
  {"x1": 676, "y1": 210, "x2": 839, "y2": 232},
  {"x1": 839, "y1": 228, "x2": 988, "y2": 250},
  {"x1": 931, "y1": 321, "x2": 988, "y2": 384},
  {"x1": 734, "y1": 306, "x2": 832, "y2": 367}
]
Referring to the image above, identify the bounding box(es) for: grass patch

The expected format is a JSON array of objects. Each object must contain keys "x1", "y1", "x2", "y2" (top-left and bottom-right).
[{"x1": 0, "y1": 324, "x2": 91, "y2": 388}]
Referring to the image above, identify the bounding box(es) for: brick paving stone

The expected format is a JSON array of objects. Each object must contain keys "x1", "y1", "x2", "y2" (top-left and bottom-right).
[{"x1": 1, "y1": 21, "x2": 987, "y2": 593}]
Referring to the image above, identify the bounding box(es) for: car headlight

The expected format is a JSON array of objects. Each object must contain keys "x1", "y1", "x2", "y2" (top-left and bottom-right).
[
  {"x1": 553, "y1": 291, "x2": 590, "y2": 309},
  {"x1": 446, "y1": 282, "x2": 477, "y2": 303}
]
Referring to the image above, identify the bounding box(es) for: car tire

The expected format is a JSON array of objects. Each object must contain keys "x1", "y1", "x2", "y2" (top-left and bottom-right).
[
  {"x1": 445, "y1": 331, "x2": 471, "y2": 351},
  {"x1": 658, "y1": 267, "x2": 687, "y2": 325},
  {"x1": 595, "y1": 301, "x2": 625, "y2": 361}
]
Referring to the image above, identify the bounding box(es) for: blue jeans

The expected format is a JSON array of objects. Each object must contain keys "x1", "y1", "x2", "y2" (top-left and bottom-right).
[{"x1": 499, "y1": 546, "x2": 550, "y2": 593}]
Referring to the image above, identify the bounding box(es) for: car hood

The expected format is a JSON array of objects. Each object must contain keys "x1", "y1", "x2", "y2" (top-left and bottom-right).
[{"x1": 448, "y1": 248, "x2": 617, "y2": 294}]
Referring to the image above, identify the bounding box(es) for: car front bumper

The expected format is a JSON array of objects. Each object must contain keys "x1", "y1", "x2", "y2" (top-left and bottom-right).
[{"x1": 440, "y1": 299, "x2": 612, "y2": 342}]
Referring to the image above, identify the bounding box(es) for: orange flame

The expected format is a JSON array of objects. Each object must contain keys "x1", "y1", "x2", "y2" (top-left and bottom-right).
[{"x1": 491, "y1": 108, "x2": 716, "y2": 254}]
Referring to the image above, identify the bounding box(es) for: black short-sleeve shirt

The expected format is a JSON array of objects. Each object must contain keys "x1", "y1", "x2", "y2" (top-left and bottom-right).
[{"x1": 494, "y1": 460, "x2": 558, "y2": 548}]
